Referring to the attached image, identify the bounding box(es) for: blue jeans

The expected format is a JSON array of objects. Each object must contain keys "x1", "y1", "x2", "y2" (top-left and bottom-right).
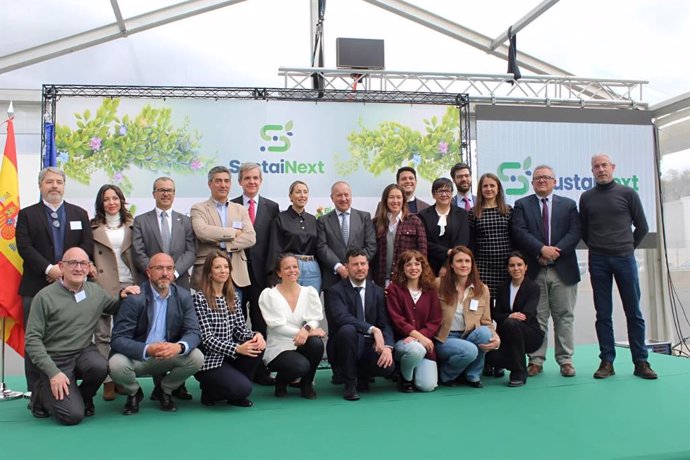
[
  {"x1": 393, "y1": 340, "x2": 438, "y2": 392},
  {"x1": 589, "y1": 252, "x2": 648, "y2": 363},
  {"x1": 436, "y1": 326, "x2": 492, "y2": 383},
  {"x1": 297, "y1": 259, "x2": 322, "y2": 293}
]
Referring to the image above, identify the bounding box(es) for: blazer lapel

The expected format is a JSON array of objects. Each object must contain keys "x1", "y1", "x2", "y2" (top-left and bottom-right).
[
  {"x1": 148, "y1": 211, "x2": 165, "y2": 252},
  {"x1": 530, "y1": 195, "x2": 546, "y2": 241}
]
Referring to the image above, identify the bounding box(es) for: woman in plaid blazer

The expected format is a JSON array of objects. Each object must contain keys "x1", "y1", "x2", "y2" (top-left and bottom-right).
[{"x1": 193, "y1": 251, "x2": 267, "y2": 407}]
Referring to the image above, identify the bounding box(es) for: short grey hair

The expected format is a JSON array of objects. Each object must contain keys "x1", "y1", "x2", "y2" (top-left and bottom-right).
[
  {"x1": 152, "y1": 176, "x2": 175, "y2": 192},
  {"x1": 591, "y1": 153, "x2": 614, "y2": 165},
  {"x1": 238, "y1": 162, "x2": 262, "y2": 181},
  {"x1": 207, "y1": 165, "x2": 231, "y2": 182},
  {"x1": 38, "y1": 167, "x2": 66, "y2": 186},
  {"x1": 532, "y1": 164, "x2": 556, "y2": 177},
  {"x1": 330, "y1": 181, "x2": 351, "y2": 194}
]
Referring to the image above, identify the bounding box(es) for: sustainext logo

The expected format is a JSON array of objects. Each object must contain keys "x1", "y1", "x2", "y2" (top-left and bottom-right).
[
  {"x1": 228, "y1": 121, "x2": 325, "y2": 175},
  {"x1": 497, "y1": 156, "x2": 641, "y2": 196}
]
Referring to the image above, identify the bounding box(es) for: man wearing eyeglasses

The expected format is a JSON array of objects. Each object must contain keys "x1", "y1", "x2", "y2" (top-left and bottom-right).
[
  {"x1": 16, "y1": 167, "x2": 93, "y2": 412},
  {"x1": 109, "y1": 252, "x2": 203, "y2": 415},
  {"x1": 512, "y1": 165, "x2": 581, "y2": 378},
  {"x1": 132, "y1": 177, "x2": 196, "y2": 289},
  {"x1": 450, "y1": 162, "x2": 477, "y2": 211},
  {"x1": 25, "y1": 247, "x2": 139, "y2": 425}
]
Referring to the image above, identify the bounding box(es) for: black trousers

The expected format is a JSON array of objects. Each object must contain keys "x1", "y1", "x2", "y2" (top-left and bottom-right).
[
  {"x1": 487, "y1": 318, "x2": 544, "y2": 379},
  {"x1": 195, "y1": 355, "x2": 260, "y2": 402},
  {"x1": 268, "y1": 336, "x2": 324, "y2": 384},
  {"x1": 34, "y1": 344, "x2": 108, "y2": 425},
  {"x1": 243, "y1": 268, "x2": 272, "y2": 381},
  {"x1": 333, "y1": 324, "x2": 395, "y2": 385}
]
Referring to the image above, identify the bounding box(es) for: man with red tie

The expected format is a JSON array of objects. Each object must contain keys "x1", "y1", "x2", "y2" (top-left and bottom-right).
[{"x1": 450, "y1": 162, "x2": 477, "y2": 211}]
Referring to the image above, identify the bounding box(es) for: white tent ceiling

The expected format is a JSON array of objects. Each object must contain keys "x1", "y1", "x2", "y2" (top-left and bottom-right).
[{"x1": 0, "y1": 0, "x2": 687, "y2": 105}]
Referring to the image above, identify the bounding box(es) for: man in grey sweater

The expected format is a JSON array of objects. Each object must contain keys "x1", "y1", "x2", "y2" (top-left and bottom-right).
[
  {"x1": 25, "y1": 247, "x2": 139, "y2": 425},
  {"x1": 579, "y1": 153, "x2": 656, "y2": 380}
]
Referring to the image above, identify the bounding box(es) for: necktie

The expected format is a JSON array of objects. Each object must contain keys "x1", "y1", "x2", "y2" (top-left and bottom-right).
[
  {"x1": 541, "y1": 198, "x2": 550, "y2": 245},
  {"x1": 248, "y1": 198, "x2": 256, "y2": 225},
  {"x1": 340, "y1": 211, "x2": 350, "y2": 244},
  {"x1": 462, "y1": 197, "x2": 471, "y2": 211},
  {"x1": 354, "y1": 286, "x2": 364, "y2": 320},
  {"x1": 160, "y1": 211, "x2": 171, "y2": 253}
]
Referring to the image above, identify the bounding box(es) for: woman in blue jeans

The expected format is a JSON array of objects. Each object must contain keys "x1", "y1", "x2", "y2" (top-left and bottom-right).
[{"x1": 436, "y1": 246, "x2": 500, "y2": 387}]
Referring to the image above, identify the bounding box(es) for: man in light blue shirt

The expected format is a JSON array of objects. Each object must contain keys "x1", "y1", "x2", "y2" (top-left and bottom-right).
[{"x1": 110, "y1": 253, "x2": 203, "y2": 415}]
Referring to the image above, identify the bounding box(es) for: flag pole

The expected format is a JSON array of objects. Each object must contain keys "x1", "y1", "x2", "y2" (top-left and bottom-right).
[
  {"x1": 0, "y1": 317, "x2": 24, "y2": 401},
  {"x1": 0, "y1": 101, "x2": 23, "y2": 401}
]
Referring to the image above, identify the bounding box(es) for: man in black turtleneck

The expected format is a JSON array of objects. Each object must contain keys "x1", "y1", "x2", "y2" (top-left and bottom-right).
[{"x1": 579, "y1": 153, "x2": 656, "y2": 381}]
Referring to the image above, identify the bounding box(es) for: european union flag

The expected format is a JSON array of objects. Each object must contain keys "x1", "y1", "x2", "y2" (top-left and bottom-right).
[{"x1": 43, "y1": 121, "x2": 57, "y2": 167}]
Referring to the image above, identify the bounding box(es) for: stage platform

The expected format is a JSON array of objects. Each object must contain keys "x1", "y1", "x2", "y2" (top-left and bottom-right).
[{"x1": 2, "y1": 344, "x2": 689, "y2": 460}]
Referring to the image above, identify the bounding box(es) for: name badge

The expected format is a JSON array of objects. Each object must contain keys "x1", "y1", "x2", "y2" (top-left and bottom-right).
[
  {"x1": 469, "y1": 299, "x2": 479, "y2": 311},
  {"x1": 232, "y1": 221, "x2": 243, "y2": 229},
  {"x1": 70, "y1": 221, "x2": 83, "y2": 230},
  {"x1": 74, "y1": 290, "x2": 87, "y2": 303}
]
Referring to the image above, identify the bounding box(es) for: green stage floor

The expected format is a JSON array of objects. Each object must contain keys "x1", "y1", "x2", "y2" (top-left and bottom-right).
[{"x1": 1, "y1": 345, "x2": 689, "y2": 460}]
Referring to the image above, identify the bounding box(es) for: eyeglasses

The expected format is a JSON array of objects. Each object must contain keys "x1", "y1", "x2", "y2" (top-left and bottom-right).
[
  {"x1": 149, "y1": 265, "x2": 175, "y2": 272},
  {"x1": 154, "y1": 188, "x2": 175, "y2": 194},
  {"x1": 532, "y1": 175, "x2": 555, "y2": 182},
  {"x1": 63, "y1": 260, "x2": 90, "y2": 269},
  {"x1": 435, "y1": 189, "x2": 453, "y2": 196}
]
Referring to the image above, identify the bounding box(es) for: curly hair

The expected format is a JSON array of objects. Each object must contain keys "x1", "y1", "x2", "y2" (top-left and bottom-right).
[{"x1": 392, "y1": 250, "x2": 436, "y2": 291}]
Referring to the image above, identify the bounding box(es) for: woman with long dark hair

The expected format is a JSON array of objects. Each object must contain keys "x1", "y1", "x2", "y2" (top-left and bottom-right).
[
  {"x1": 469, "y1": 173, "x2": 513, "y2": 301},
  {"x1": 386, "y1": 250, "x2": 442, "y2": 392},
  {"x1": 194, "y1": 251, "x2": 265, "y2": 407},
  {"x1": 91, "y1": 184, "x2": 139, "y2": 401},
  {"x1": 371, "y1": 184, "x2": 427, "y2": 287},
  {"x1": 436, "y1": 246, "x2": 499, "y2": 387}
]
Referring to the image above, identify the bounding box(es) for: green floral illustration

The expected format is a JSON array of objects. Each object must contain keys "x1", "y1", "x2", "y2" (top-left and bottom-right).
[
  {"x1": 335, "y1": 106, "x2": 461, "y2": 181},
  {"x1": 55, "y1": 98, "x2": 211, "y2": 194}
]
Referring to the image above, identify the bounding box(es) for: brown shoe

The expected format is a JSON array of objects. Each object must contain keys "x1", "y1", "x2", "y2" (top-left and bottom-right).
[
  {"x1": 593, "y1": 360, "x2": 615, "y2": 379},
  {"x1": 633, "y1": 361, "x2": 658, "y2": 380},
  {"x1": 102, "y1": 382, "x2": 116, "y2": 401},
  {"x1": 560, "y1": 363, "x2": 576, "y2": 377},
  {"x1": 527, "y1": 364, "x2": 543, "y2": 377}
]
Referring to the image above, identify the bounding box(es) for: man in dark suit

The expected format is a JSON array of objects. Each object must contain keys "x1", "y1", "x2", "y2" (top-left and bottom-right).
[
  {"x1": 16, "y1": 167, "x2": 93, "y2": 403},
  {"x1": 326, "y1": 249, "x2": 395, "y2": 400},
  {"x1": 396, "y1": 166, "x2": 430, "y2": 214},
  {"x1": 109, "y1": 252, "x2": 203, "y2": 415},
  {"x1": 132, "y1": 176, "x2": 196, "y2": 289},
  {"x1": 450, "y1": 162, "x2": 477, "y2": 210},
  {"x1": 231, "y1": 162, "x2": 279, "y2": 385},
  {"x1": 316, "y1": 181, "x2": 377, "y2": 290},
  {"x1": 512, "y1": 165, "x2": 581, "y2": 378}
]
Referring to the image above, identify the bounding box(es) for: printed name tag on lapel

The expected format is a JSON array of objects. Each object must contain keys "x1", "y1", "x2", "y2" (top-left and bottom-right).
[
  {"x1": 70, "y1": 221, "x2": 83, "y2": 230},
  {"x1": 232, "y1": 221, "x2": 243, "y2": 229},
  {"x1": 469, "y1": 299, "x2": 479, "y2": 311}
]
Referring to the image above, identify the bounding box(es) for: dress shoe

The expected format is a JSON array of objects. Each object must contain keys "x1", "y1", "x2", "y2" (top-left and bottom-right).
[
  {"x1": 343, "y1": 384, "x2": 360, "y2": 401},
  {"x1": 482, "y1": 363, "x2": 495, "y2": 377},
  {"x1": 397, "y1": 377, "x2": 415, "y2": 393},
  {"x1": 102, "y1": 382, "x2": 116, "y2": 401},
  {"x1": 274, "y1": 381, "x2": 288, "y2": 398},
  {"x1": 527, "y1": 363, "x2": 543, "y2": 377},
  {"x1": 560, "y1": 363, "x2": 576, "y2": 377},
  {"x1": 158, "y1": 392, "x2": 177, "y2": 412},
  {"x1": 31, "y1": 404, "x2": 50, "y2": 418},
  {"x1": 300, "y1": 383, "x2": 317, "y2": 400},
  {"x1": 507, "y1": 372, "x2": 526, "y2": 387},
  {"x1": 253, "y1": 374, "x2": 275, "y2": 386},
  {"x1": 492, "y1": 368, "x2": 505, "y2": 378},
  {"x1": 633, "y1": 361, "x2": 658, "y2": 380},
  {"x1": 593, "y1": 360, "x2": 615, "y2": 379},
  {"x1": 84, "y1": 398, "x2": 95, "y2": 417},
  {"x1": 171, "y1": 384, "x2": 192, "y2": 400},
  {"x1": 123, "y1": 388, "x2": 144, "y2": 416},
  {"x1": 228, "y1": 398, "x2": 254, "y2": 407},
  {"x1": 460, "y1": 378, "x2": 483, "y2": 389},
  {"x1": 200, "y1": 392, "x2": 215, "y2": 406}
]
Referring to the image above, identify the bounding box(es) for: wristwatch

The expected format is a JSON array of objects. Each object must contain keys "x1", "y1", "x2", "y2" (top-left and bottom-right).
[
  {"x1": 303, "y1": 323, "x2": 312, "y2": 332},
  {"x1": 179, "y1": 343, "x2": 186, "y2": 354}
]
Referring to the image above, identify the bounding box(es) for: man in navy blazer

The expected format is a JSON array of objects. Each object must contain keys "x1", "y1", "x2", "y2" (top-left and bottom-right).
[
  {"x1": 450, "y1": 162, "x2": 477, "y2": 210},
  {"x1": 132, "y1": 177, "x2": 196, "y2": 289},
  {"x1": 317, "y1": 181, "x2": 377, "y2": 290},
  {"x1": 326, "y1": 249, "x2": 395, "y2": 400},
  {"x1": 109, "y1": 253, "x2": 203, "y2": 415},
  {"x1": 16, "y1": 167, "x2": 93, "y2": 403},
  {"x1": 231, "y1": 162, "x2": 279, "y2": 385},
  {"x1": 512, "y1": 165, "x2": 581, "y2": 378}
]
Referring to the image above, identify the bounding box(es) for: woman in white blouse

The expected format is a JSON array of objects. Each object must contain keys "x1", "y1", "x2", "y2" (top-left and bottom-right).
[
  {"x1": 259, "y1": 253, "x2": 325, "y2": 399},
  {"x1": 91, "y1": 184, "x2": 140, "y2": 401}
]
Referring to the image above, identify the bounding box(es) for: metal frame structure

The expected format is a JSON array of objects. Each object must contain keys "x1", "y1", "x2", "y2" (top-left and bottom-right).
[
  {"x1": 280, "y1": 67, "x2": 648, "y2": 109},
  {"x1": 41, "y1": 84, "x2": 472, "y2": 162}
]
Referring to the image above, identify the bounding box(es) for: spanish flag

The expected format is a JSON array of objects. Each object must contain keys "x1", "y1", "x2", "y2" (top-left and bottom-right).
[{"x1": 0, "y1": 111, "x2": 24, "y2": 356}]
